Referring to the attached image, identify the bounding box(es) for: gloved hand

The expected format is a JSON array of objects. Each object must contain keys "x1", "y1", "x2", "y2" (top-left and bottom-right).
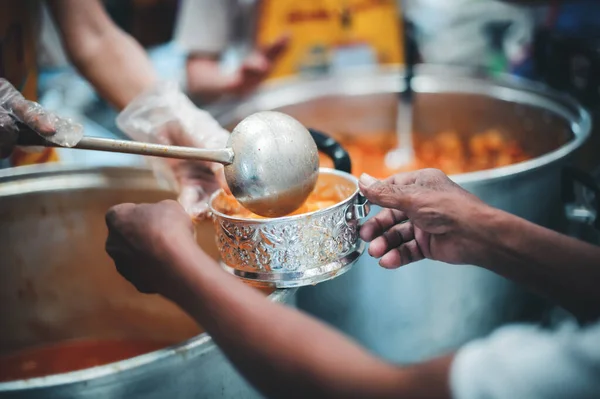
[
  {"x1": 116, "y1": 81, "x2": 230, "y2": 219},
  {"x1": 0, "y1": 78, "x2": 83, "y2": 158}
]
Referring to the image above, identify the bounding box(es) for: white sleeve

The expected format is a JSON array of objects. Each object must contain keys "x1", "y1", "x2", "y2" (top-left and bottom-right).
[
  {"x1": 173, "y1": 0, "x2": 235, "y2": 55},
  {"x1": 450, "y1": 320, "x2": 600, "y2": 399}
]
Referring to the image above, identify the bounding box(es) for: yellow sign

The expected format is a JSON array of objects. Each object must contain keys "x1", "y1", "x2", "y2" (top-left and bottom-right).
[{"x1": 256, "y1": 0, "x2": 404, "y2": 80}]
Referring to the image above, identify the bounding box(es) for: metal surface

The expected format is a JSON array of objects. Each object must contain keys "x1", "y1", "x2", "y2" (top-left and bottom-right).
[
  {"x1": 224, "y1": 111, "x2": 319, "y2": 217},
  {"x1": 16, "y1": 125, "x2": 235, "y2": 165},
  {"x1": 0, "y1": 164, "x2": 296, "y2": 398},
  {"x1": 216, "y1": 65, "x2": 591, "y2": 364},
  {"x1": 210, "y1": 168, "x2": 370, "y2": 288},
  {"x1": 17, "y1": 111, "x2": 320, "y2": 218},
  {"x1": 386, "y1": 18, "x2": 416, "y2": 169}
]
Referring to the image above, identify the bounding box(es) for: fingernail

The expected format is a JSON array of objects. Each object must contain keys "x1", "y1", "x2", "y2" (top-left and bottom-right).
[{"x1": 359, "y1": 173, "x2": 378, "y2": 187}]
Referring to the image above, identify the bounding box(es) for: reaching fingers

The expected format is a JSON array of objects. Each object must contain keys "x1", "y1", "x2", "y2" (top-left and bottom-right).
[
  {"x1": 379, "y1": 240, "x2": 424, "y2": 269},
  {"x1": 12, "y1": 101, "x2": 56, "y2": 136},
  {"x1": 359, "y1": 174, "x2": 415, "y2": 210},
  {"x1": 1, "y1": 79, "x2": 55, "y2": 137},
  {"x1": 262, "y1": 34, "x2": 290, "y2": 61},
  {"x1": 367, "y1": 221, "x2": 415, "y2": 258},
  {"x1": 360, "y1": 208, "x2": 407, "y2": 242}
]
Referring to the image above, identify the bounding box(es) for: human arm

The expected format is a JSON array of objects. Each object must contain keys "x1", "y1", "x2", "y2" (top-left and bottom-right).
[
  {"x1": 46, "y1": 0, "x2": 157, "y2": 110},
  {"x1": 48, "y1": 0, "x2": 232, "y2": 217},
  {"x1": 174, "y1": 0, "x2": 288, "y2": 103},
  {"x1": 358, "y1": 170, "x2": 600, "y2": 322},
  {"x1": 185, "y1": 36, "x2": 289, "y2": 104},
  {"x1": 105, "y1": 200, "x2": 453, "y2": 399}
]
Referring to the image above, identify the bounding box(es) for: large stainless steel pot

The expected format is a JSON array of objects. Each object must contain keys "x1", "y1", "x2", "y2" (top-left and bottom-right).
[
  {"x1": 216, "y1": 65, "x2": 591, "y2": 363},
  {"x1": 0, "y1": 164, "x2": 294, "y2": 398}
]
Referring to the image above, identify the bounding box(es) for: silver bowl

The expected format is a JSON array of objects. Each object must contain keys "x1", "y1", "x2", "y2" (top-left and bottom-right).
[{"x1": 209, "y1": 168, "x2": 370, "y2": 288}]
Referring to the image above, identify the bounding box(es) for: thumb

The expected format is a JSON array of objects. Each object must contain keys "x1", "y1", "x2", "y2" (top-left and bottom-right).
[{"x1": 359, "y1": 173, "x2": 411, "y2": 211}]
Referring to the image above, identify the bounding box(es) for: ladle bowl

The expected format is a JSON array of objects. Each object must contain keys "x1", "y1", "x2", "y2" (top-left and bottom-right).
[{"x1": 225, "y1": 111, "x2": 319, "y2": 217}]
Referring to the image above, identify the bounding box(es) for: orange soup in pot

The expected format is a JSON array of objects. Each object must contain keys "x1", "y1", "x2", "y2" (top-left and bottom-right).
[{"x1": 318, "y1": 129, "x2": 531, "y2": 179}]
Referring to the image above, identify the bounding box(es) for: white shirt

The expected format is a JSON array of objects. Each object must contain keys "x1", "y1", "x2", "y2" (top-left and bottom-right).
[
  {"x1": 451, "y1": 319, "x2": 600, "y2": 399},
  {"x1": 174, "y1": 0, "x2": 236, "y2": 55},
  {"x1": 404, "y1": 0, "x2": 541, "y2": 69},
  {"x1": 174, "y1": 0, "x2": 254, "y2": 74},
  {"x1": 38, "y1": 3, "x2": 69, "y2": 70}
]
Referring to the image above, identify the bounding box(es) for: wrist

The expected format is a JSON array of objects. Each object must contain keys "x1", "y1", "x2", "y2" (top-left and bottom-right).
[
  {"x1": 159, "y1": 232, "x2": 221, "y2": 306},
  {"x1": 460, "y1": 203, "x2": 519, "y2": 268}
]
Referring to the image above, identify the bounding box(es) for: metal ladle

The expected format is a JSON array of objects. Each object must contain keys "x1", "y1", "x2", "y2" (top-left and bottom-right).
[
  {"x1": 385, "y1": 18, "x2": 417, "y2": 169},
  {"x1": 16, "y1": 111, "x2": 320, "y2": 218}
]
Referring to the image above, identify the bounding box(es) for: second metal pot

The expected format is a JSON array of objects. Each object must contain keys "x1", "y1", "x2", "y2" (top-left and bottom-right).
[{"x1": 215, "y1": 65, "x2": 591, "y2": 364}]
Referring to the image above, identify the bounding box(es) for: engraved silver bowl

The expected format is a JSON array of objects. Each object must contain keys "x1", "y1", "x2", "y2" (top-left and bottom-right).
[{"x1": 209, "y1": 168, "x2": 370, "y2": 288}]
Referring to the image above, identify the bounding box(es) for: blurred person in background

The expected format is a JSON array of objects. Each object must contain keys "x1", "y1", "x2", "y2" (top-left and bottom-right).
[
  {"x1": 106, "y1": 168, "x2": 600, "y2": 399},
  {"x1": 527, "y1": 0, "x2": 600, "y2": 173},
  {"x1": 404, "y1": 0, "x2": 540, "y2": 78},
  {"x1": 0, "y1": 0, "x2": 230, "y2": 218},
  {"x1": 174, "y1": 0, "x2": 406, "y2": 104},
  {"x1": 0, "y1": 0, "x2": 151, "y2": 167}
]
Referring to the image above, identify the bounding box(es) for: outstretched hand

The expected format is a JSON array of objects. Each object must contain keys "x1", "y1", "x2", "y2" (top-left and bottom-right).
[{"x1": 359, "y1": 169, "x2": 490, "y2": 268}]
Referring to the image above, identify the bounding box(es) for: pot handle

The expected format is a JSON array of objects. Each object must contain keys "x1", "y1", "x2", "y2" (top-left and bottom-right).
[
  {"x1": 308, "y1": 128, "x2": 352, "y2": 174},
  {"x1": 562, "y1": 166, "x2": 600, "y2": 229}
]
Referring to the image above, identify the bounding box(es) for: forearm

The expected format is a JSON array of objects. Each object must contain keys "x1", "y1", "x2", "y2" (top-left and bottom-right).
[
  {"x1": 48, "y1": 0, "x2": 157, "y2": 110},
  {"x1": 185, "y1": 56, "x2": 233, "y2": 104},
  {"x1": 167, "y1": 236, "x2": 452, "y2": 399},
  {"x1": 70, "y1": 30, "x2": 156, "y2": 110},
  {"x1": 474, "y1": 206, "x2": 600, "y2": 320}
]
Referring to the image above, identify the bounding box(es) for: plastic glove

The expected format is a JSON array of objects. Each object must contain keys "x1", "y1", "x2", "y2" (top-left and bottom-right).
[
  {"x1": 0, "y1": 78, "x2": 83, "y2": 158},
  {"x1": 116, "y1": 81, "x2": 230, "y2": 219}
]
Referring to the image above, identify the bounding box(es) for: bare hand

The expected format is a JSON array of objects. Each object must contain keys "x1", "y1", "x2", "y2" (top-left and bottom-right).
[
  {"x1": 359, "y1": 169, "x2": 490, "y2": 268},
  {"x1": 227, "y1": 34, "x2": 290, "y2": 96},
  {"x1": 105, "y1": 200, "x2": 197, "y2": 299}
]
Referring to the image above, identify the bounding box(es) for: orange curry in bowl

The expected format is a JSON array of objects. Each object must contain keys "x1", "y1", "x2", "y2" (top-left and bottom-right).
[{"x1": 216, "y1": 172, "x2": 356, "y2": 220}]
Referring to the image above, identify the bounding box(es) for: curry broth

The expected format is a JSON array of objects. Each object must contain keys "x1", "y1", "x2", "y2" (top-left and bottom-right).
[
  {"x1": 214, "y1": 171, "x2": 356, "y2": 219},
  {"x1": 0, "y1": 339, "x2": 171, "y2": 382},
  {"x1": 319, "y1": 130, "x2": 531, "y2": 178}
]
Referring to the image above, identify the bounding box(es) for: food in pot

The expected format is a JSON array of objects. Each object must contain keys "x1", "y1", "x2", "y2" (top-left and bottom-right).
[
  {"x1": 0, "y1": 285, "x2": 277, "y2": 382},
  {"x1": 216, "y1": 172, "x2": 356, "y2": 219},
  {"x1": 0, "y1": 339, "x2": 172, "y2": 382},
  {"x1": 319, "y1": 129, "x2": 531, "y2": 178}
]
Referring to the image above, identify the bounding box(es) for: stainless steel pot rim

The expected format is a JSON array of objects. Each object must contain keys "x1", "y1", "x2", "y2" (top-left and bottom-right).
[
  {"x1": 221, "y1": 241, "x2": 365, "y2": 288},
  {"x1": 208, "y1": 167, "x2": 360, "y2": 223},
  {"x1": 215, "y1": 64, "x2": 592, "y2": 186},
  {"x1": 0, "y1": 164, "x2": 178, "y2": 197},
  {"x1": 0, "y1": 290, "x2": 295, "y2": 390}
]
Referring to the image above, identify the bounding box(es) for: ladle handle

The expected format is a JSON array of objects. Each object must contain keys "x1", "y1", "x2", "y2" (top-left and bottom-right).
[
  {"x1": 309, "y1": 128, "x2": 352, "y2": 174},
  {"x1": 402, "y1": 18, "x2": 417, "y2": 102},
  {"x1": 16, "y1": 125, "x2": 234, "y2": 165}
]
